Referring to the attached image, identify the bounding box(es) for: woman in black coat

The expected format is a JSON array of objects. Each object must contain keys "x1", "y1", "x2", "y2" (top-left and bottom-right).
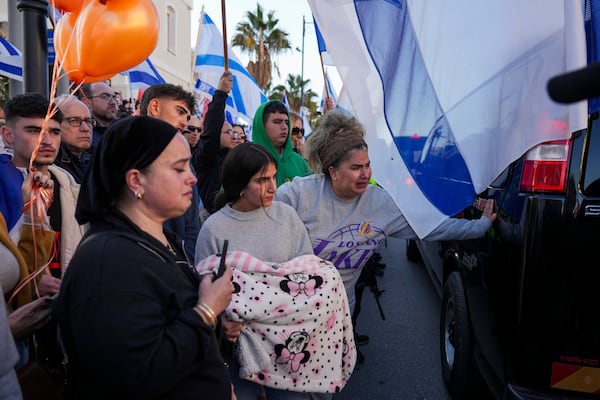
[{"x1": 53, "y1": 116, "x2": 235, "y2": 399}]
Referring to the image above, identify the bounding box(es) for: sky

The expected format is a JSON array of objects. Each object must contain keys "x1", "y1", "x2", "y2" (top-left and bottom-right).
[{"x1": 192, "y1": 1, "x2": 337, "y2": 101}]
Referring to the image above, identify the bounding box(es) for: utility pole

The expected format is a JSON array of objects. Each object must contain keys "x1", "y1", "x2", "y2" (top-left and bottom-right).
[
  {"x1": 299, "y1": 15, "x2": 305, "y2": 110},
  {"x1": 8, "y1": 0, "x2": 24, "y2": 96},
  {"x1": 17, "y1": 0, "x2": 48, "y2": 96}
]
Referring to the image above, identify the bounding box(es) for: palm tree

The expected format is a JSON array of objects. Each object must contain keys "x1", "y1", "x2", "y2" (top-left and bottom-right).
[
  {"x1": 271, "y1": 73, "x2": 316, "y2": 113},
  {"x1": 231, "y1": 4, "x2": 291, "y2": 90},
  {"x1": 0, "y1": 76, "x2": 8, "y2": 106}
]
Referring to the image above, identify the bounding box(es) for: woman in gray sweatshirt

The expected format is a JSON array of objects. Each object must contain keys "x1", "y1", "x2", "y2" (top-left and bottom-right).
[
  {"x1": 195, "y1": 142, "x2": 352, "y2": 400},
  {"x1": 274, "y1": 110, "x2": 496, "y2": 313}
]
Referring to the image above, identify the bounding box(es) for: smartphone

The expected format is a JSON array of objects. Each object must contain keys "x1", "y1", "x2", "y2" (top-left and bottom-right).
[{"x1": 214, "y1": 239, "x2": 229, "y2": 280}]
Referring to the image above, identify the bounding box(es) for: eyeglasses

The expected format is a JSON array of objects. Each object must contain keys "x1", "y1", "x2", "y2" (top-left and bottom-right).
[
  {"x1": 239, "y1": 135, "x2": 246, "y2": 140},
  {"x1": 187, "y1": 126, "x2": 202, "y2": 133},
  {"x1": 63, "y1": 117, "x2": 96, "y2": 128},
  {"x1": 90, "y1": 93, "x2": 118, "y2": 102},
  {"x1": 222, "y1": 129, "x2": 239, "y2": 139},
  {"x1": 292, "y1": 127, "x2": 305, "y2": 136}
]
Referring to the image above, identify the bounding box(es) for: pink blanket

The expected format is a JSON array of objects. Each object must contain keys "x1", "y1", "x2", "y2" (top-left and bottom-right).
[{"x1": 196, "y1": 251, "x2": 357, "y2": 393}]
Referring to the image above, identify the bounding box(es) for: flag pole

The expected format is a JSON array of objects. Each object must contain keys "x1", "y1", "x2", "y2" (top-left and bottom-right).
[
  {"x1": 319, "y1": 55, "x2": 330, "y2": 99},
  {"x1": 221, "y1": 0, "x2": 229, "y2": 71},
  {"x1": 192, "y1": 6, "x2": 205, "y2": 82},
  {"x1": 313, "y1": 17, "x2": 330, "y2": 100}
]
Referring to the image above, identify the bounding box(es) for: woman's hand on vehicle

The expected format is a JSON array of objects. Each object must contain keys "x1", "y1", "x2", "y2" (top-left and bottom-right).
[{"x1": 482, "y1": 198, "x2": 497, "y2": 222}]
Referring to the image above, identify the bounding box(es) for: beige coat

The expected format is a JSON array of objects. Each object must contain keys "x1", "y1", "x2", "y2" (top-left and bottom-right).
[{"x1": 48, "y1": 165, "x2": 88, "y2": 273}]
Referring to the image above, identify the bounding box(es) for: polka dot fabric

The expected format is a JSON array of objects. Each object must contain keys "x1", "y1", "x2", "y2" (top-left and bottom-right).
[{"x1": 196, "y1": 251, "x2": 357, "y2": 393}]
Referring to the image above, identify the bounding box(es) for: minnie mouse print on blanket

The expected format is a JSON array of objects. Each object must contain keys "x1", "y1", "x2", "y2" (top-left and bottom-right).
[{"x1": 196, "y1": 251, "x2": 357, "y2": 393}]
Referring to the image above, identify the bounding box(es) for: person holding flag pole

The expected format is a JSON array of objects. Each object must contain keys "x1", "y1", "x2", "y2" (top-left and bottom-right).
[
  {"x1": 195, "y1": 5, "x2": 341, "y2": 400},
  {"x1": 192, "y1": 4, "x2": 267, "y2": 126},
  {"x1": 314, "y1": 19, "x2": 336, "y2": 114}
]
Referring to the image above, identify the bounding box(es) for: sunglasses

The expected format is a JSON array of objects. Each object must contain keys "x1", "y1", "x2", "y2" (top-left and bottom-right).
[
  {"x1": 187, "y1": 126, "x2": 202, "y2": 133},
  {"x1": 292, "y1": 127, "x2": 305, "y2": 136}
]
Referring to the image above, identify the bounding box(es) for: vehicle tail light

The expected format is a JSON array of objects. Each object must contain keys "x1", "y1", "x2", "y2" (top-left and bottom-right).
[{"x1": 520, "y1": 139, "x2": 570, "y2": 192}]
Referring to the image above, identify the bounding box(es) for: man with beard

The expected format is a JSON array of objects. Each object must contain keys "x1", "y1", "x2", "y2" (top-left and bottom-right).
[{"x1": 77, "y1": 82, "x2": 118, "y2": 151}]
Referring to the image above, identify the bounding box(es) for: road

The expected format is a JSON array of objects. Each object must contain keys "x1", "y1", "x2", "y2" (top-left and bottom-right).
[{"x1": 334, "y1": 237, "x2": 452, "y2": 400}]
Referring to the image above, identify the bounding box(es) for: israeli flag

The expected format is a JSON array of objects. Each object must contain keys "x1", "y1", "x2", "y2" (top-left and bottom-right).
[
  {"x1": 319, "y1": 71, "x2": 337, "y2": 111},
  {"x1": 127, "y1": 58, "x2": 165, "y2": 91},
  {"x1": 282, "y1": 93, "x2": 291, "y2": 110},
  {"x1": 0, "y1": 36, "x2": 23, "y2": 81},
  {"x1": 309, "y1": 0, "x2": 587, "y2": 238},
  {"x1": 193, "y1": 12, "x2": 268, "y2": 122},
  {"x1": 301, "y1": 107, "x2": 312, "y2": 137},
  {"x1": 313, "y1": 18, "x2": 334, "y2": 66}
]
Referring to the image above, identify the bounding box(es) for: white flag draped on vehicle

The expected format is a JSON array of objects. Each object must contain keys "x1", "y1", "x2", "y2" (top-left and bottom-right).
[
  {"x1": 127, "y1": 58, "x2": 165, "y2": 92},
  {"x1": 193, "y1": 11, "x2": 267, "y2": 123},
  {"x1": 308, "y1": 0, "x2": 588, "y2": 238},
  {"x1": 0, "y1": 36, "x2": 23, "y2": 81}
]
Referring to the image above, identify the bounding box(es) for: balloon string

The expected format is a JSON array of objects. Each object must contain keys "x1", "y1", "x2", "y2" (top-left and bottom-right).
[
  {"x1": 21, "y1": 2, "x2": 62, "y2": 305},
  {"x1": 7, "y1": 245, "x2": 56, "y2": 309}
]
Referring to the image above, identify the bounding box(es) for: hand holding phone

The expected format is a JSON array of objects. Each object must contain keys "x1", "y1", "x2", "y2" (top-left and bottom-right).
[{"x1": 214, "y1": 240, "x2": 229, "y2": 280}]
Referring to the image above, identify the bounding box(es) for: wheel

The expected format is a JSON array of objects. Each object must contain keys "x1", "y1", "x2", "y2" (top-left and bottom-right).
[
  {"x1": 440, "y1": 271, "x2": 473, "y2": 399},
  {"x1": 406, "y1": 239, "x2": 422, "y2": 262}
]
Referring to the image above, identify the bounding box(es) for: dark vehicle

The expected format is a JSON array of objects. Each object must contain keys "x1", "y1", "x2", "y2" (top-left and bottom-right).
[{"x1": 411, "y1": 112, "x2": 600, "y2": 399}]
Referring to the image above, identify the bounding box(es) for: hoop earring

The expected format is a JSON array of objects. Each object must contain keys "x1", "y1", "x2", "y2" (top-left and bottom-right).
[{"x1": 240, "y1": 192, "x2": 244, "y2": 197}]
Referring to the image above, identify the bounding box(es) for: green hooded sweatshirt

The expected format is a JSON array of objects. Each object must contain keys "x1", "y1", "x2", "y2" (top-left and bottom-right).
[{"x1": 252, "y1": 100, "x2": 311, "y2": 186}]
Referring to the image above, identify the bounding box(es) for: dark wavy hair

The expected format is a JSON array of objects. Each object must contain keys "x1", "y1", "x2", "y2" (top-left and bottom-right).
[
  {"x1": 139, "y1": 83, "x2": 196, "y2": 116},
  {"x1": 4, "y1": 93, "x2": 62, "y2": 125}
]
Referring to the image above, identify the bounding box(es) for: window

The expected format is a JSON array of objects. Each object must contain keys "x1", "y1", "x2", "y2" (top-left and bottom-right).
[{"x1": 167, "y1": 6, "x2": 176, "y2": 55}]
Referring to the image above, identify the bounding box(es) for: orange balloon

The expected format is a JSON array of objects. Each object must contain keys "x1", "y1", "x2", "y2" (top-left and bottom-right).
[
  {"x1": 75, "y1": 72, "x2": 116, "y2": 84},
  {"x1": 50, "y1": 0, "x2": 84, "y2": 13},
  {"x1": 74, "y1": 0, "x2": 159, "y2": 78},
  {"x1": 54, "y1": 12, "x2": 80, "y2": 79},
  {"x1": 54, "y1": 10, "x2": 114, "y2": 83}
]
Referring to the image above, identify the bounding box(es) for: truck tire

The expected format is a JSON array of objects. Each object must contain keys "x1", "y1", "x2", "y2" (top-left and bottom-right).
[{"x1": 440, "y1": 271, "x2": 473, "y2": 399}]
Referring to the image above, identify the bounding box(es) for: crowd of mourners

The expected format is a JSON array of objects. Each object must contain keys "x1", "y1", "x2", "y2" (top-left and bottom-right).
[{"x1": 0, "y1": 70, "x2": 496, "y2": 400}]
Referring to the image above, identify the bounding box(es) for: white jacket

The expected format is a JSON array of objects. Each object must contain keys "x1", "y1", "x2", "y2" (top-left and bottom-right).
[{"x1": 48, "y1": 165, "x2": 87, "y2": 273}]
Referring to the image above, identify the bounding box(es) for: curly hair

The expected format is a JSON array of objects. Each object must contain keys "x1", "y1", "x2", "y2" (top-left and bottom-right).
[{"x1": 305, "y1": 110, "x2": 367, "y2": 176}]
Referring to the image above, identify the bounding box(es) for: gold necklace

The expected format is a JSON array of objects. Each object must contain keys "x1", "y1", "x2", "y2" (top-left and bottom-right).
[{"x1": 165, "y1": 241, "x2": 176, "y2": 255}]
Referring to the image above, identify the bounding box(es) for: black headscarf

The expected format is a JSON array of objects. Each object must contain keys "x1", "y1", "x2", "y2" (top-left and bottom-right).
[{"x1": 76, "y1": 116, "x2": 178, "y2": 224}]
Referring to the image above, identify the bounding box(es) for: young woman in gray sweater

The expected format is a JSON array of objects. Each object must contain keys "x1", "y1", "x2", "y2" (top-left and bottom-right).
[{"x1": 195, "y1": 143, "x2": 354, "y2": 400}]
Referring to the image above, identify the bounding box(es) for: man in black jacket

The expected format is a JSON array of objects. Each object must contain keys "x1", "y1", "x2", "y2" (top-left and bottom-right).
[
  {"x1": 140, "y1": 84, "x2": 201, "y2": 261},
  {"x1": 77, "y1": 82, "x2": 118, "y2": 151},
  {"x1": 54, "y1": 95, "x2": 94, "y2": 184}
]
